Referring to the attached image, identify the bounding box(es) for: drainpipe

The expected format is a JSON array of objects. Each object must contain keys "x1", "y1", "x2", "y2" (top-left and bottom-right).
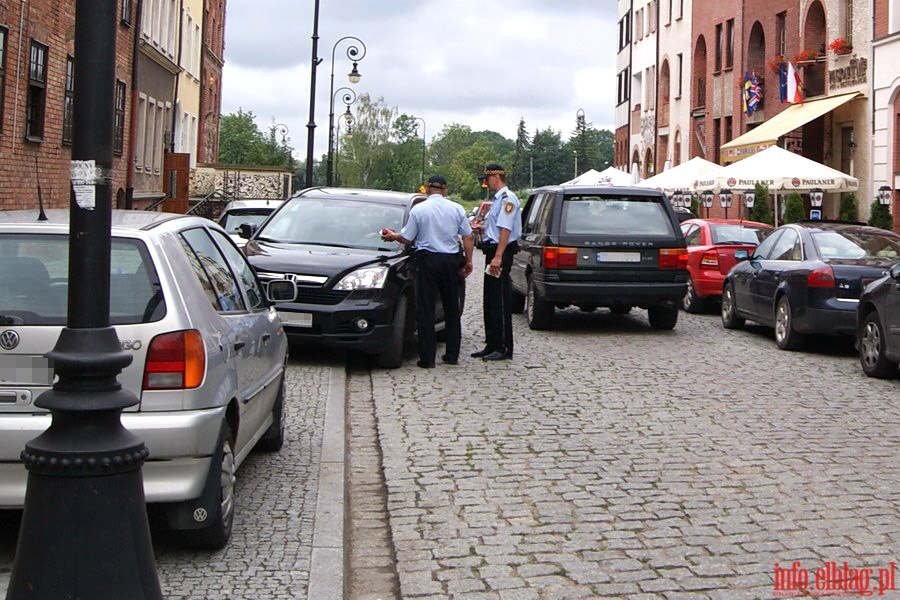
[{"x1": 125, "y1": 0, "x2": 144, "y2": 209}]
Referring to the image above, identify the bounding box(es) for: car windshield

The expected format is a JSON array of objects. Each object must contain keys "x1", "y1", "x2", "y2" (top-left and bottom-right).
[
  {"x1": 812, "y1": 230, "x2": 900, "y2": 260},
  {"x1": 0, "y1": 234, "x2": 165, "y2": 326},
  {"x1": 257, "y1": 197, "x2": 406, "y2": 250},
  {"x1": 710, "y1": 224, "x2": 770, "y2": 245},
  {"x1": 561, "y1": 196, "x2": 674, "y2": 236},
  {"x1": 219, "y1": 209, "x2": 273, "y2": 234}
]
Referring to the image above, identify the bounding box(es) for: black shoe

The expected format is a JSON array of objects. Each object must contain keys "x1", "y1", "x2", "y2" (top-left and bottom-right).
[
  {"x1": 482, "y1": 351, "x2": 511, "y2": 361},
  {"x1": 416, "y1": 360, "x2": 435, "y2": 369},
  {"x1": 441, "y1": 354, "x2": 458, "y2": 365},
  {"x1": 470, "y1": 347, "x2": 491, "y2": 358}
]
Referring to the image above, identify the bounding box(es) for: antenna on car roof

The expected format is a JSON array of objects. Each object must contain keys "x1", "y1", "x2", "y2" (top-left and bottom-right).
[{"x1": 35, "y1": 156, "x2": 48, "y2": 221}]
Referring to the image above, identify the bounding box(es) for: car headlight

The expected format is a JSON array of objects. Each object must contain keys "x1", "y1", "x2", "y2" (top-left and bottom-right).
[{"x1": 334, "y1": 265, "x2": 390, "y2": 290}]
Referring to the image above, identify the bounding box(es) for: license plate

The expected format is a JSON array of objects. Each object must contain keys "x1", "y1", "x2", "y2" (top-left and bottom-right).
[
  {"x1": 0, "y1": 355, "x2": 54, "y2": 386},
  {"x1": 596, "y1": 252, "x2": 641, "y2": 263},
  {"x1": 278, "y1": 311, "x2": 313, "y2": 328}
]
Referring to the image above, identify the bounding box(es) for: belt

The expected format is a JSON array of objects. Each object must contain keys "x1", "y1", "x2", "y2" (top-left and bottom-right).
[{"x1": 482, "y1": 241, "x2": 518, "y2": 253}]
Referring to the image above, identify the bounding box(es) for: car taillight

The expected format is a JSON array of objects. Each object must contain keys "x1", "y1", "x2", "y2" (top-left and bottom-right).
[
  {"x1": 544, "y1": 247, "x2": 578, "y2": 269},
  {"x1": 143, "y1": 330, "x2": 205, "y2": 390},
  {"x1": 659, "y1": 248, "x2": 688, "y2": 269},
  {"x1": 807, "y1": 265, "x2": 836, "y2": 288},
  {"x1": 700, "y1": 249, "x2": 719, "y2": 268}
]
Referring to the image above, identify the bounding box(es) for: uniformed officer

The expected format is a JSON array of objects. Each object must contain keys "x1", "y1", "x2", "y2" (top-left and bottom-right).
[
  {"x1": 381, "y1": 175, "x2": 475, "y2": 368},
  {"x1": 471, "y1": 163, "x2": 521, "y2": 361}
]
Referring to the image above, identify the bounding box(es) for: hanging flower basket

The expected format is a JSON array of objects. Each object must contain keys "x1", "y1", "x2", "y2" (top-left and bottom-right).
[
  {"x1": 828, "y1": 37, "x2": 852, "y2": 55},
  {"x1": 794, "y1": 49, "x2": 823, "y2": 63},
  {"x1": 768, "y1": 55, "x2": 787, "y2": 74}
]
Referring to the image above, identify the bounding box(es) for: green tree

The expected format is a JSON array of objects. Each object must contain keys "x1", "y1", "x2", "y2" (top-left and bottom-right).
[
  {"x1": 749, "y1": 184, "x2": 773, "y2": 225},
  {"x1": 783, "y1": 192, "x2": 805, "y2": 224},
  {"x1": 869, "y1": 199, "x2": 894, "y2": 230},
  {"x1": 430, "y1": 124, "x2": 476, "y2": 172},
  {"x1": 839, "y1": 193, "x2": 858, "y2": 221},
  {"x1": 509, "y1": 118, "x2": 531, "y2": 191},
  {"x1": 448, "y1": 140, "x2": 495, "y2": 201},
  {"x1": 218, "y1": 109, "x2": 294, "y2": 167},
  {"x1": 530, "y1": 128, "x2": 568, "y2": 187},
  {"x1": 335, "y1": 94, "x2": 398, "y2": 188}
]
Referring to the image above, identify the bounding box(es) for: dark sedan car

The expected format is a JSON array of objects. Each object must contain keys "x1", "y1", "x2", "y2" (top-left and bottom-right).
[
  {"x1": 243, "y1": 187, "x2": 432, "y2": 368},
  {"x1": 721, "y1": 221, "x2": 900, "y2": 350},
  {"x1": 680, "y1": 218, "x2": 773, "y2": 312},
  {"x1": 857, "y1": 262, "x2": 900, "y2": 378}
]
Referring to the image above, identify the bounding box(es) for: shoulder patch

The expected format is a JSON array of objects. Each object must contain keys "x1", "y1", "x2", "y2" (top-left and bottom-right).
[
  {"x1": 504, "y1": 201, "x2": 515, "y2": 214},
  {"x1": 500, "y1": 192, "x2": 508, "y2": 199}
]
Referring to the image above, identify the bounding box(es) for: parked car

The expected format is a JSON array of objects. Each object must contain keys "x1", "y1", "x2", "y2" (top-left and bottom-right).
[
  {"x1": 680, "y1": 218, "x2": 774, "y2": 312},
  {"x1": 243, "y1": 187, "x2": 441, "y2": 368},
  {"x1": 721, "y1": 221, "x2": 900, "y2": 350},
  {"x1": 0, "y1": 209, "x2": 292, "y2": 549},
  {"x1": 218, "y1": 198, "x2": 284, "y2": 247},
  {"x1": 673, "y1": 206, "x2": 697, "y2": 223},
  {"x1": 468, "y1": 200, "x2": 492, "y2": 248},
  {"x1": 510, "y1": 185, "x2": 688, "y2": 330},
  {"x1": 857, "y1": 262, "x2": 900, "y2": 378}
]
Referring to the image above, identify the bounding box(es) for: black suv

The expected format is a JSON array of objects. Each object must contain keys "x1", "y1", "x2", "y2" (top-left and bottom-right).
[
  {"x1": 510, "y1": 185, "x2": 688, "y2": 330},
  {"x1": 243, "y1": 187, "x2": 433, "y2": 368}
]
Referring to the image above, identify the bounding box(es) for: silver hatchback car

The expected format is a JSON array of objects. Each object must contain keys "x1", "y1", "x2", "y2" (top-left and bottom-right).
[{"x1": 0, "y1": 209, "x2": 291, "y2": 549}]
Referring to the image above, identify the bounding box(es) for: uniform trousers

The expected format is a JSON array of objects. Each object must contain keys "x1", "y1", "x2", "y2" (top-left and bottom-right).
[
  {"x1": 482, "y1": 242, "x2": 517, "y2": 357},
  {"x1": 414, "y1": 251, "x2": 463, "y2": 364}
]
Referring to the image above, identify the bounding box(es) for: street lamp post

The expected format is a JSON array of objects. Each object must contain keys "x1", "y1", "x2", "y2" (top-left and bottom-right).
[
  {"x1": 324, "y1": 36, "x2": 366, "y2": 187},
  {"x1": 7, "y1": 1, "x2": 162, "y2": 597},
  {"x1": 334, "y1": 113, "x2": 353, "y2": 186},
  {"x1": 412, "y1": 117, "x2": 426, "y2": 186},
  {"x1": 327, "y1": 86, "x2": 358, "y2": 186},
  {"x1": 272, "y1": 122, "x2": 291, "y2": 167},
  {"x1": 304, "y1": 0, "x2": 322, "y2": 189},
  {"x1": 575, "y1": 108, "x2": 586, "y2": 175}
]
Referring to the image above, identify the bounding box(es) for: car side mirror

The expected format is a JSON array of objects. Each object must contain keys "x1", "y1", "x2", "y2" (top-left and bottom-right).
[
  {"x1": 266, "y1": 279, "x2": 297, "y2": 303},
  {"x1": 890, "y1": 263, "x2": 900, "y2": 281},
  {"x1": 734, "y1": 249, "x2": 750, "y2": 261},
  {"x1": 238, "y1": 223, "x2": 257, "y2": 240}
]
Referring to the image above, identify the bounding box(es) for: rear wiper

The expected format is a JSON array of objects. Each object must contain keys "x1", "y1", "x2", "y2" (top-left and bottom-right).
[{"x1": 0, "y1": 314, "x2": 23, "y2": 325}]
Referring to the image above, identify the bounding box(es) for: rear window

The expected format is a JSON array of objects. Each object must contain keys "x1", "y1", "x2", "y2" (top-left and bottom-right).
[
  {"x1": 561, "y1": 195, "x2": 675, "y2": 236},
  {"x1": 812, "y1": 230, "x2": 900, "y2": 260},
  {"x1": 0, "y1": 234, "x2": 164, "y2": 326},
  {"x1": 710, "y1": 224, "x2": 770, "y2": 245}
]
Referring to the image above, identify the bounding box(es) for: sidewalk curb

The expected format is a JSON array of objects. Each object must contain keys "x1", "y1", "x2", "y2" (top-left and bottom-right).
[{"x1": 307, "y1": 364, "x2": 346, "y2": 600}]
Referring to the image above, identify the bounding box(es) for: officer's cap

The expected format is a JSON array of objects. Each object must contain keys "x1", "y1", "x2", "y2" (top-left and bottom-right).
[
  {"x1": 426, "y1": 175, "x2": 447, "y2": 187},
  {"x1": 478, "y1": 163, "x2": 505, "y2": 181}
]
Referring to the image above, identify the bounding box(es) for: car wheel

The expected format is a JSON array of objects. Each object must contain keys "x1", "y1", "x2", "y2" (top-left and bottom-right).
[
  {"x1": 859, "y1": 311, "x2": 898, "y2": 378},
  {"x1": 377, "y1": 295, "x2": 408, "y2": 369},
  {"x1": 256, "y1": 377, "x2": 285, "y2": 452},
  {"x1": 178, "y1": 423, "x2": 236, "y2": 550},
  {"x1": 525, "y1": 277, "x2": 553, "y2": 330},
  {"x1": 682, "y1": 276, "x2": 705, "y2": 313},
  {"x1": 648, "y1": 305, "x2": 678, "y2": 330},
  {"x1": 774, "y1": 295, "x2": 805, "y2": 350},
  {"x1": 721, "y1": 283, "x2": 745, "y2": 330},
  {"x1": 510, "y1": 288, "x2": 526, "y2": 314}
]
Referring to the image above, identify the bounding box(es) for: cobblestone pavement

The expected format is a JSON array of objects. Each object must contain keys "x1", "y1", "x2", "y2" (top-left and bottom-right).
[
  {"x1": 354, "y1": 253, "x2": 900, "y2": 600},
  {"x1": 0, "y1": 346, "x2": 339, "y2": 600}
]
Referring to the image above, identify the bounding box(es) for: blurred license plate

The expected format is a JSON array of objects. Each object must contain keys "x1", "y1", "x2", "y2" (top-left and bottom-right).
[
  {"x1": 278, "y1": 311, "x2": 313, "y2": 328},
  {"x1": 0, "y1": 355, "x2": 54, "y2": 386},
  {"x1": 597, "y1": 252, "x2": 641, "y2": 263}
]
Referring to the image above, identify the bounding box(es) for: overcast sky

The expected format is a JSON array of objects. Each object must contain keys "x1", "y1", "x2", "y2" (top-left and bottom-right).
[{"x1": 221, "y1": 1, "x2": 618, "y2": 162}]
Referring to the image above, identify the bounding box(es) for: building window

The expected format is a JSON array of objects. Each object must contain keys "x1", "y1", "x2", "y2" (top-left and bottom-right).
[
  {"x1": 842, "y1": 0, "x2": 853, "y2": 44},
  {"x1": 776, "y1": 12, "x2": 787, "y2": 58},
  {"x1": 676, "y1": 53, "x2": 683, "y2": 98},
  {"x1": 618, "y1": 13, "x2": 631, "y2": 50},
  {"x1": 25, "y1": 40, "x2": 48, "y2": 141},
  {"x1": 121, "y1": 0, "x2": 132, "y2": 25},
  {"x1": 0, "y1": 27, "x2": 8, "y2": 130},
  {"x1": 714, "y1": 23, "x2": 723, "y2": 72},
  {"x1": 114, "y1": 80, "x2": 126, "y2": 155},
  {"x1": 725, "y1": 19, "x2": 735, "y2": 69},
  {"x1": 62, "y1": 56, "x2": 75, "y2": 145}
]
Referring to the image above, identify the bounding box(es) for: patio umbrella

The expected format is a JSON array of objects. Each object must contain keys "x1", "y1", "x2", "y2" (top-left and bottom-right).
[{"x1": 635, "y1": 157, "x2": 721, "y2": 193}]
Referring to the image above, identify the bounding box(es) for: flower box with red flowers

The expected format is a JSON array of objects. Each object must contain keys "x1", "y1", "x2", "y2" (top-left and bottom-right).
[{"x1": 828, "y1": 37, "x2": 852, "y2": 55}]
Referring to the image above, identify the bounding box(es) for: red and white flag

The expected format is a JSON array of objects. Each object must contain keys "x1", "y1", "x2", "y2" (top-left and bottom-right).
[{"x1": 786, "y1": 61, "x2": 803, "y2": 104}]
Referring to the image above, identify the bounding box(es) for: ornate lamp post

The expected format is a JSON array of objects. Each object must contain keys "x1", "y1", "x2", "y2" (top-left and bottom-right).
[
  {"x1": 878, "y1": 185, "x2": 893, "y2": 205},
  {"x1": 412, "y1": 117, "x2": 426, "y2": 186},
  {"x1": 719, "y1": 189, "x2": 732, "y2": 218},
  {"x1": 701, "y1": 191, "x2": 714, "y2": 217},
  {"x1": 272, "y1": 123, "x2": 291, "y2": 168},
  {"x1": 323, "y1": 37, "x2": 366, "y2": 187},
  {"x1": 327, "y1": 86, "x2": 358, "y2": 185},
  {"x1": 7, "y1": 1, "x2": 161, "y2": 597},
  {"x1": 334, "y1": 112, "x2": 354, "y2": 187},
  {"x1": 304, "y1": 0, "x2": 322, "y2": 189}
]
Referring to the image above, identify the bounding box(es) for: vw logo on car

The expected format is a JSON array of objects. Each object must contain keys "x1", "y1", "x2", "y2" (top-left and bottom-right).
[{"x1": 0, "y1": 330, "x2": 20, "y2": 351}]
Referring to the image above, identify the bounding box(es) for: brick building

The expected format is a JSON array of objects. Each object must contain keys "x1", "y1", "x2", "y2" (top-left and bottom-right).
[
  {"x1": 0, "y1": 0, "x2": 225, "y2": 211},
  {"x1": 615, "y1": 0, "x2": 897, "y2": 227}
]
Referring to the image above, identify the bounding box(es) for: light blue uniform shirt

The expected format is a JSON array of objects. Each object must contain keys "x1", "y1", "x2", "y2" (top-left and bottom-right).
[
  {"x1": 484, "y1": 186, "x2": 521, "y2": 244},
  {"x1": 399, "y1": 194, "x2": 472, "y2": 254}
]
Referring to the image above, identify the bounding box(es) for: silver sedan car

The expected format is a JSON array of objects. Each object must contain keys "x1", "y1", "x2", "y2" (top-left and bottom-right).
[{"x1": 0, "y1": 209, "x2": 291, "y2": 549}]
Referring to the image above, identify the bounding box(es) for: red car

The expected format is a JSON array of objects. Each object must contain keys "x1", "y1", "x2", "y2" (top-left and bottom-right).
[{"x1": 680, "y1": 218, "x2": 773, "y2": 312}]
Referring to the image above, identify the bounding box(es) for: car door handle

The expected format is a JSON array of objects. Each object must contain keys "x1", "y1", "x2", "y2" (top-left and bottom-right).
[
  {"x1": 234, "y1": 341, "x2": 246, "y2": 352},
  {"x1": 262, "y1": 333, "x2": 271, "y2": 343}
]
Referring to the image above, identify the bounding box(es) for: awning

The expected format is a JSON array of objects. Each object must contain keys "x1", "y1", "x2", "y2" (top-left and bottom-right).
[{"x1": 720, "y1": 91, "x2": 861, "y2": 163}]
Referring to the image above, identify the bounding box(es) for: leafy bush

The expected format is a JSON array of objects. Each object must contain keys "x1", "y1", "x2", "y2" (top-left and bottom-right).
[
  {"x1": 748, "y1": 184, "x2": 773, "y2": 225},
  {"x1": 839, "y1": 193, "x2": 858, "y2": 222},
  {"x1": 869, "y1": 199, "x2": 894, "y2": 230},
  {"x1": 783, "y1": 192, "x2": 805, "y2": 224}
]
